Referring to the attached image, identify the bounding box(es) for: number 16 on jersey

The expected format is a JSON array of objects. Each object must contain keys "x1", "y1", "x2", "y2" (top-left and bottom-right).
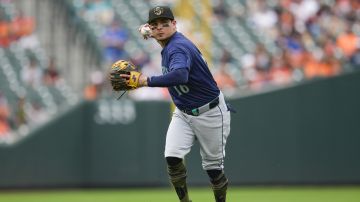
[{"x1": 173, "y1": 85, "x2": 189, "y2": 96}]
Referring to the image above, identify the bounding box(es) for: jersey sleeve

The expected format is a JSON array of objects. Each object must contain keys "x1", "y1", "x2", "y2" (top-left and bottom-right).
[
  {"x1": 147, "y1": 68, "x2": 189, "y2": 87},
  {"x1": 168, "y1": 45, "x2": 191, "y2": 71}
]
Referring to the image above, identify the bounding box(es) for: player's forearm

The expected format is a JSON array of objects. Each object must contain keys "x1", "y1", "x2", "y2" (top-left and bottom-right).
[{"x1": 148, "y1": 68, "x2": 189, "y2": 87}]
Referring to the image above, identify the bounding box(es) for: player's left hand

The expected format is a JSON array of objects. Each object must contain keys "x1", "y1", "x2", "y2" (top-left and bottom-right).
[
  {"x1": 121, "y1": 73, "x2": 148, "y2": 87},
  {"x1": 109, "y1": 60, "x2": 142, "y2": 91}
]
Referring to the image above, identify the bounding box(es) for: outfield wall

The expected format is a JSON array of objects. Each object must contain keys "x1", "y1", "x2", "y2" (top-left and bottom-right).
[{"x1": 0, "y1": 71, "x2": 360, "y2": 188}]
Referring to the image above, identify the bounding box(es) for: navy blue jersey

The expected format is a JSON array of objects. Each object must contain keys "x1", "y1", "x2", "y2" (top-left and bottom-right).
[{"x1": 160, "y1": 32, "x2": 220, "y2": 110}]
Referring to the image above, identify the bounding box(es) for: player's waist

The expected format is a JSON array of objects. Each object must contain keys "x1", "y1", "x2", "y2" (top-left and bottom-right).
[{"x1": 180, "y1": 96, "x2": 219, "y2": 116}]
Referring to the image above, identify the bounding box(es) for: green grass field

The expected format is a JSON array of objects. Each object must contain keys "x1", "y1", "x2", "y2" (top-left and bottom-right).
[{"x1": 0, "y1": 186, "x2": 359, "y2": 202}]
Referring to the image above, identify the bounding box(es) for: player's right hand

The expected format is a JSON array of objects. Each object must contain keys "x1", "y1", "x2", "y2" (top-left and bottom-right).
[{"x1": 138, "y1": 24, "x2": 152, "y2": 40}]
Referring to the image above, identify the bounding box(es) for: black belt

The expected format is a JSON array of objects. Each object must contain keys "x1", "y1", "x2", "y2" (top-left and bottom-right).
[{"x1": 181, "y1": 97, "x2": 219, "y2": 116}]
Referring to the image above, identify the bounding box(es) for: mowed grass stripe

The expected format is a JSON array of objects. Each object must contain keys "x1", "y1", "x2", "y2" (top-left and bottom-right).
[{"x1": 0, "y1": 186, "x2": 359, "y2": 202}]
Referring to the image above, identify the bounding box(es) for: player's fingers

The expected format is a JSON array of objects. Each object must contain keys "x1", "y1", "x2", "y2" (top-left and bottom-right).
[{"x1": 120, "y1": 74, "x2": 130, "y2": 79}]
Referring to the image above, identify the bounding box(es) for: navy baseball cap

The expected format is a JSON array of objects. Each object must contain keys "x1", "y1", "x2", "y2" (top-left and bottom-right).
[{"x1": 148, "y1": 6, "x2": 174, "y2": 23}]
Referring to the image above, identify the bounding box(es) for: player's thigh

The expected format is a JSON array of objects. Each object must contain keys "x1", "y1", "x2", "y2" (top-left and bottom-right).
[
  {"x1": 165, "y1": 110, "x2": 195, "y2": 158},
  {"x1": 193, "y1": 98, "x2": 231, "y2": 159}
]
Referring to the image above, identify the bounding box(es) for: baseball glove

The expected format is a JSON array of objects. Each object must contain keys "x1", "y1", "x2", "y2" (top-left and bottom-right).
[{"x1": 109, "y1": 60, "x2": 141, "y2": 91}]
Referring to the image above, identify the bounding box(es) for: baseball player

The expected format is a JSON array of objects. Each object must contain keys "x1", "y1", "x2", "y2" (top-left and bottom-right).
[{"x1": 124, "y1": 6, "x2": 231, "y2": 202}]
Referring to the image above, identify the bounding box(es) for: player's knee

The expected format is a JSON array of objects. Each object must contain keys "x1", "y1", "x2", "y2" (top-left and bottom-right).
[{"x1": 166, "y1": 156, "x2": 182, "y2": 167}]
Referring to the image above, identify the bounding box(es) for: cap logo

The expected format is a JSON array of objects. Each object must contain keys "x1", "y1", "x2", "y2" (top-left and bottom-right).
[{"x1": 154, "y1": 7, "x2": 163, "y2": 15}]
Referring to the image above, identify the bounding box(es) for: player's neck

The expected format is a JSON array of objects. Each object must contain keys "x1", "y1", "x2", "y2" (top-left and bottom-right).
[{"x1": 158, "y1": 39, "x2": 170, "y2": 48}]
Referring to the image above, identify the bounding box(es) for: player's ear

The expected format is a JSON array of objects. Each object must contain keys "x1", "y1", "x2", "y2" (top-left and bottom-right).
[{"x1": 171, "y1": 20, "x2": 177, "y2": 30}]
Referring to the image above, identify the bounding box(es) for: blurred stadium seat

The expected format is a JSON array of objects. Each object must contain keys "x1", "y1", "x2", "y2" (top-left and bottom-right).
[{"x1": 0, "y1": 0, "x2": 359, "y2": 143}]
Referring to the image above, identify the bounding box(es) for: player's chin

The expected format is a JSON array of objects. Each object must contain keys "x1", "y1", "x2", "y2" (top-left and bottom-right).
[{"x1": 155, "y1": 34, "x2": 167, "y2": 40}]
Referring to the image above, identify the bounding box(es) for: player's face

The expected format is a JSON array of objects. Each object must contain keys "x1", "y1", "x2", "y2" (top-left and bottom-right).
[{"x1": 149, "y1": 18, "x2": 176, "y2": 41}]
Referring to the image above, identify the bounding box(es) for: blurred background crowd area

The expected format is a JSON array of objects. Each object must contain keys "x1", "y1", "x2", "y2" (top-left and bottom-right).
[{"x1": 0, "y1": 0, "x2": 359, "y2": 141}]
